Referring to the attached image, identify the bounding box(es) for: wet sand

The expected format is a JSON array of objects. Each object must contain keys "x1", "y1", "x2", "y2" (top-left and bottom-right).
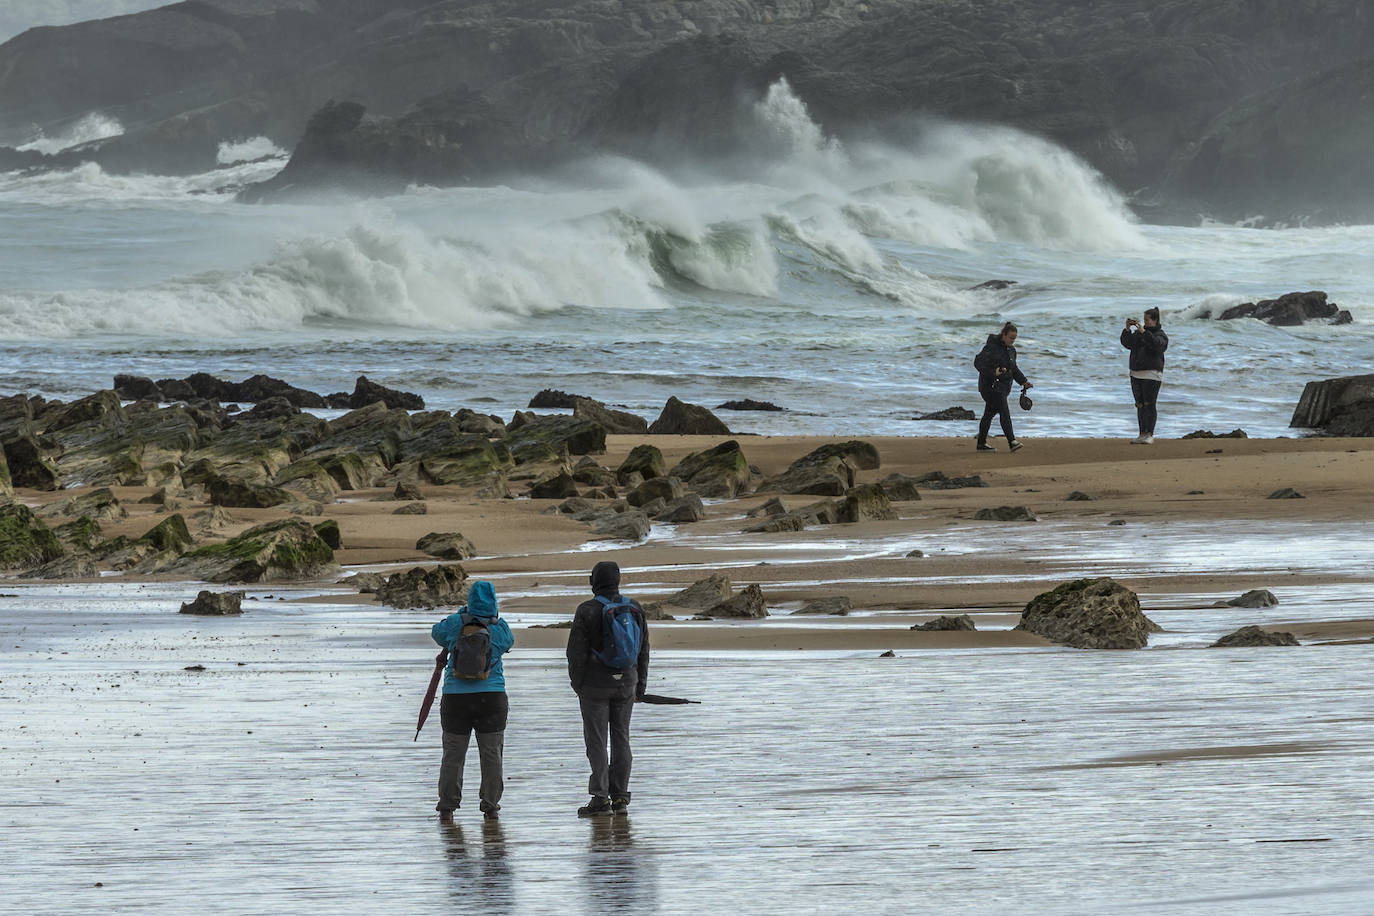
[{"x1": 5, "y1": 435, "x2": 1374, "y2": 910}]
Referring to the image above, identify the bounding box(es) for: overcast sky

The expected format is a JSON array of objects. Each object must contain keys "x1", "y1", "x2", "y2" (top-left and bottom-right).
[{"x1": 0, "y1": 1, "x2": 166, "y2": 43}]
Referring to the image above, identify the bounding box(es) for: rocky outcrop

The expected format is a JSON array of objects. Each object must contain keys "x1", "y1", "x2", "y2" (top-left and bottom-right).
[
  {"x1": 179, "y1": 590, "x2": 245, "y2": 616},
  {"x1": 708, "y1": 583, "x2": 768, "y2": 618},
  {"x1": 37, "y1": 488, "x2": 127, "y2": 521},
  {"x1": 572, "y1": 398, "x2": 649, "y2": 435},
  {"x1": 1224, "y1": 589, "x2": 1279, "y2": 609},
  {"x1": 914, "y1": 407, "x2": 976, "y2": 421},
  {"x1": 1211, "y1": 626, "x2": 1300, "y2": 647},
  {"x1": 1203, "y1": 291, "x2": 1351, "y2": 326},
  {"x1": 374, "y1": 565, "x2": 469, "y2": 609},
  {"x1": 137, "y1": 514, "x2": 194, "y2": 554},
  {"x1": 0, "y1": 503, "x2": 64, "y2": 569},
  {"x1": 617, "y1": 445, "x2": 666, "y2": 484},
  {"x1": 795, "y1": 596, "x2": 851, "y2": 616},
  {"x1": 505, "y1": 415, "x2": 606, "y2": 465},
  {"x1": 529, "y1": 473, "x2": 579, "y2": 500},
  {"x1": 795, "y1": 440, "x2": 881, "y2": 471},
  {"x1": 974, "y1": 506, "x2": 1038, "y2": 522},
  {"x1": 161, "y1": 518, "x2": 337, "y2": 583},
  {"x1": 416, "y1": 532, "x2": 476, "y2": 560},
  {"x1": 208, "y1": 476, "x2": 295, "y2": 509},
  {"x1": 919, "y1": 473, "x2": 988, "y2": 490},
  {"x1": 1182, "y1": 429, "x2": 1248, "y2": 439},
  {"x1": 1014, "y1": 578, "x2": 1162, "y2": 649},
  {"x1": 644, "y1": 574, "x2": 733, "y2": 618},
  {"x1": 837, "y1": 484, "x2": 896, "y2": 523},
  {"x1": 759, "y1": 455, "x2": 855, "y2": 497},
  {"x1": 628, "y1": 477, "x2": 683, "y2": 507},
  {"x1": 1290, "y1": 374, "x2": 1374, "y2": 436},
  {"x1": 648, "y1": 397, "x2": 731, "y2": 435},
  {"x1": 668, "y1": 440, "x2": 751, "y2": 498},
  {"x1": 528, "y1": 389, "x2": 584, "y2": 408},
  {"x1": 911, "y1": 614, "x2": 976, "y2": 631},
  {"x1": 590, "y1": 510, "x2": 652, "y2": 541},
  {"x1": 716, "y1": 399, "x2": 783, "y2": 411},
  {"x1": 335, "y1": 376, "x2": 424, "y2": 410}
]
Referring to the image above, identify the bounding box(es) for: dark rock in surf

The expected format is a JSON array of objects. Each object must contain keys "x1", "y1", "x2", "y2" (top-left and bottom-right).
[
  {"x1": 708, "y1": 583, "x2": 768, "y2": 618},
  {"x1": 1212, "y1": 291, "x2": 1347, "y2": 326},
  {"x1": 1182, "y1": 429, "x2": 1247, "y2": 439},
  {"x1": 375, "y1": 565, "x2": 468, "y2": 609},
  {"x1": 795, "y1": 596, "x2": 851, "y2": 616},
  {"x1": 113, "y1": 375, "x2": 163, "y2": 401},
  {"x1": 968, "y1": 280, "x2": 1018, "y2": 291},
  {"x1": 528, "y1": 389, "x2": 584, "y2": 409},
  {"x1": 1223, "y1": 589, "x2": 1279, "y2": 608},
  {"x1": 716, "y1": 399, "x2": 784, "y2": 411},
  {"x1": 911, "y1": 614, "x2": 977, "y2": 631},
  {"x1": 648, "y1": 397, "x2": 731, "y2": 435},
  {"x1": 1290, "y1": 374, "x2": 1374, "y2": 436},
  {"x1": 179, "y1": 590, "x2": 245, "y2": 616},
  {"x1": 914, "y1": 407, "x2": 976, "y2": 421},
  {"x1": 1015, "y1": 577, "x2": 1162, "y2": 649},
  {"x1": 1211, "y1": 625, "x2": 1299, "y2": 647}
]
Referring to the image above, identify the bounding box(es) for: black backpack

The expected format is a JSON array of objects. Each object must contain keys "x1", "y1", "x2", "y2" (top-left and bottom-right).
[{"x1": 450, "y1": 613, "x2": 492, "y2": 680}]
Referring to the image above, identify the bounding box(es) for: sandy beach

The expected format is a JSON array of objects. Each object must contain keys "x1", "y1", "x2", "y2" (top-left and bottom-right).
[{"x1": 6, "y1": 432, "x2": 1374, "y2": 912}]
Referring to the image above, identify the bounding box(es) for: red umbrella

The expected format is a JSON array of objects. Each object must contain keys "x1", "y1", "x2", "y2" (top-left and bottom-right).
[{"x1": 414, "y1": 648, "x2": 448, "y2": 741}]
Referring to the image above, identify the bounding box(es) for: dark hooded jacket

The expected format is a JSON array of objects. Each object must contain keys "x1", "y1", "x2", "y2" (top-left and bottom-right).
[
  {"x1": 1120, "y1": 323, "x2": 1169, "y2": 372},
  {"x1": 567, "y1": 561, "x2": 650, "y2": 697},
  {"x1": 974, "y1": 333, "x2": 1028, "y2": 395}
]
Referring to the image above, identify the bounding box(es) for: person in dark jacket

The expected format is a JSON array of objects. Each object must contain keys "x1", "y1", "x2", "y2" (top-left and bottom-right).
[
  {"x1": 567, "y1": 560, "x2": 650, "y2": 818},
  {"x1": 1120, "y1": 307, "x2": 1169, "y2": 444},
  {"x1": 431, "y1": 580, "x2": 515, "y2": 821},
  {"x1": 973, "y1": 321, "x2": 1032, "y2": 452}
]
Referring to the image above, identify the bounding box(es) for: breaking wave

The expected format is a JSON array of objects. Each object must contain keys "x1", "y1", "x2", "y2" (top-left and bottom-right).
[
  {"x1": 16, "y1": 112, "x2": 125, "y2": 154},
  {"x1": 0, "y1": 80, "x2": 1145, "y2": 338}
]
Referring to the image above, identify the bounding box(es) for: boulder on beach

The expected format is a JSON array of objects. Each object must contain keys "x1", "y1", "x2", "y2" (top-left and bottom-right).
[
  {"x1": 1267, "y1": 488, "x2": 1304, "y2": 500},
  {"x1": 3, "y1": 428, "x2": 62, "y2": 490},
  {"x1": 527, "y1": 389, "x2": 584, "y2": 409},
  {"x1": 647, "y1": 396, "x2": 731, "y2": 435},
  {"x1": 795, "y1": 596, "x2": 851, "y2": 616},
  {"x1": 655, "y1": 494, "x2": 705, "y2": 523},
  {"x1": 162, "y1": 517, "x2": 337, "y2": 583},
  {"x1": 506, "y1": 415, "x2": 606, "y2": 464},
  {"x1": 974, "y1": 505, "x2": 1038, "y2": 522},
  {"x1": 877, "y1": 473, "x2": 924, "y2": 501},
  {"x1": 273, "y1": 459, "x2": 342, "y2": 503},
  {"x1": 590, "y1": 510, "x2": 652, "y2": 541},
  {"x1": 838, "y1": 484, "x2": 897, "y2": 523},
  {"x1": 796, "y1": 440, "x2": 881, "y2": 471},
  {"x1": 529, "y1": 472, "x2": 579, "y2": 499},
  {"x1": 374, "y1": 565, "x2": 468, "y2": 609},
  {"x1": 745, "y1": 496, "x2": 787, "y2": 518},
  {"x1": 572, "y1": 398, "x2": 649, "y2": 435},
  {"x1": 416, "y1": 531, "x2": 476, "y2": 560},
  {"x1": 646, "y1": 575, "x2": 733, "y2": 616},
  {"x1": 1225, "y1": 589, "x2": 1280, "y2": 608},
  {"x1": 137, "y1": 514, "x2": 194, "y2": 554},
  {"x1": 1182, "y1": 429, "x2": 1248, "y2": 439},
  {"x1": 0, "y1": 503, "x2": 64, "y2": 569},
  {"x1": 393, "y1": 501, "x2": 428, "y2": 515},
  {"x1": 37, "y1": 487, "x2": 128, "y2": 521},
  {"x1": 920, "y1": 472, "x2": 988, "y2": 490},
  {"x1": 708, "y1": 583, "x2": 768, "y2": 618},
  {"x1": 1065, "y1": 491, "x2": 1096, "y2": 501},
  {"x1": 1290, "y1": 374, "x2": 1374, "y2": 436},
  {"x1": 668, "y1": 440, "x2": 750, "y2": 498},
  {"x1": 20, "y1": 555, "x2": 98, "y2": 579},
  {"x1": 758, "y1": 454, "x2": 855, "y2": 496},
  {"x1": 208, "y1": 476, "x2": 296, "y2": 509},
  {"x1": 179, "y1": 590, "x2": 245, "y2": 616},
  {"x1": 1014, "y1": 577, "x2": 1162, "y2": 649},
  {"x1": 54, "y1": 516, "x2": 104, "y2": 553},
  {"x1": 745, "y1": 513, "x2": 807, "y2": 533},
  {"x1": 313, "y1": 520, "x2": 344, "y2": 550},
  {"x1": 1211, "y1": 625, "x2": 1300, "y2": 647},
  {"x1": 911, "y1": 614, "x2": 977, "y2": 631},
  {"x1": 617, "y1": 444, "x2": 666, "y2": 484},
  {"x1": 627, "y1": 476, "x2": 683, "y2": 507}
]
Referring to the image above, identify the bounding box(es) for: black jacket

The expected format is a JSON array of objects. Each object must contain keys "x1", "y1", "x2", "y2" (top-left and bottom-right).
[
  {"x1": 567, "y1": 562, "x2": 650, "y2": 697},
  {"x1": 1120, "y1": 324, "x2": 1168, "y2": 372},
  {"x1": 974, "y1": 333, "x2": 1027, "y2": 395}
]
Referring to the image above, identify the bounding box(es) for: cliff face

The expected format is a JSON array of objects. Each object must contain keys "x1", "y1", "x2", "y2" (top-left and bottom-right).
[{"x1": 2, "y1": 0, "x2": 1372, "y2": 220}]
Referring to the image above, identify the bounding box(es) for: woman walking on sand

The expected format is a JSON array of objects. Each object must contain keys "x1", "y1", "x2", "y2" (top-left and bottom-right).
[
  {"x1": 1120, "y1": 307, "x2": 1169, "y2": 444},
  {"x1": 974, "y1": 321, "x2": 1032, "y2": 452}
]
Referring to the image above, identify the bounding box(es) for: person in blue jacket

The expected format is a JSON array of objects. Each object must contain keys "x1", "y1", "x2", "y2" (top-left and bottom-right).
[{"x1": 431, "y1": 580, "x2": 514, "y2": 820}]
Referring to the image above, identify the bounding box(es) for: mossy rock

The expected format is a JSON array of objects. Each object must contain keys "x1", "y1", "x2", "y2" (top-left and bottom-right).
[
  {"x1": 416, "y1": 531, "x2": 475, "y2": 560},
  {"x1": 668, "y1": 440, "x2": 751, "y2": 498},
  {"x1": 317, "y1": 452, "x2": 370, "y2": 490},
  {"x1": 54, "y1": 515, "x2": 104, "y2": 553},
  {"x1": 506, "y1": 415, "x2": 606, "y2": 465},
  {"x1": 137, "y1": 514, "x2": 194, "y2": 554},
  {"x1": 415, "y1": 438, "x2": 514, "y2": 486},
  {"x1": 617, "y1": 444, "x2": 666, "y2": 483},
  {"x1": 795, "y1": 440, "x2": 881, "y2": 471},
  {"x1": 314, "y1": 519, "x2": 343, "y2": 550},
  {"x1": 168, "y1": 517, "x2": 336, "y2": 583},
  {"x1": 1015, "y1": 577, "x2": 1162, "y2": 649},
  {"x1": 0, "y1": 503, "x2": 64, "y2": 569},
  {"x1": 274, "y1": 458, "x2": 341, "y2": 503},
  {"x1": 208, "y1": 476, "x2": 295, "y2": 509},
  {"x1": 3, "y1": 428, "x2": 61, "y2": 490}
]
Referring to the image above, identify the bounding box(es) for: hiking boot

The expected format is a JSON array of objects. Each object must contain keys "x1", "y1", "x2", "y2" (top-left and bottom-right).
[
  {"x1": 1008, "y1": 440, "x2": 1023, "y2": 452},
  {"x1": 976, "y1": 442, "x2": 996, "y2": 452},
  {"x1": 483, "y1": 808, "x2": 500, "y2": 821},
  {"x1": 436, "y1": 808, "x2": 455, "y2": 822},
  {"x1": 578, "y1": 796, "x2": 613, "y2": 818},
  {"x1": 1130, "y1": 435, "x2": 1154, "y2": 445},
  {"x1": 611, "y1": 797, "x2": 630, "y2": 815}
]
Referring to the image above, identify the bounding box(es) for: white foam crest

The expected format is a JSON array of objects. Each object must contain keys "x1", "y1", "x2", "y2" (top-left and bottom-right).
[
  {"x1": 16, "y1": 113, "x2": 124, "y2": 154},
  {"x1": 1177, "y1": 293, "x2": 1247, "y2": 321},
  {"x1": 753, "y1": 78, "x2": 849, "y2": 175},
  {"x1": 0, "y1": 212, "x2": 667, "y2": 339},
  {"x1": 0, "y1": 159, "x2": 288, "y2": 204},
  {"x1": 664, "y1": 222, "x2": 779, "y2": 296},
  {"x1": 217, "y1": 136, "x2": 287, "y2": 165}
]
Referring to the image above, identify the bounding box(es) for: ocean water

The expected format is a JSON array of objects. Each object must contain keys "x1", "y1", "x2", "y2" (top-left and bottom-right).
[{"x1": 2, "y1": 82, "x2": 1371, "y2": 439}]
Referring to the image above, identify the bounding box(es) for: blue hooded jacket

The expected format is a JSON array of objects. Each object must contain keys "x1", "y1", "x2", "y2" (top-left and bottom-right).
[{"x1": 431, "y1": 580, "x2": 515, "y2": 694}]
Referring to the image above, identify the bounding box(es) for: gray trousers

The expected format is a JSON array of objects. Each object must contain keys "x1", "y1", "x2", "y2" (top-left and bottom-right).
[
  {"x1": 578, "y1": 686, "x2": 635, "y2": 800},
  {"x1": 438, "y1": 729, "x2": 504, "y2": 813}
]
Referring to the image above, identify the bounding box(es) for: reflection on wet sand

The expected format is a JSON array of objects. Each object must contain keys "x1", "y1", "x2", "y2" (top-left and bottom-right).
[
  {"x1": 440, "y1": 820, "x2": 514, "y2": 911},
  {"x1": 584, "y1": 817, "x2": 657, "y2": 913}
]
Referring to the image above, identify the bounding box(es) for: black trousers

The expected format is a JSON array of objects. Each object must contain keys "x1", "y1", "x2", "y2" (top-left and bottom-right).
[
  {"x1": 578, "y1": 685, "x2": 635, "y2": 801},
  {"x1": 978, "y1": 388, "x2": 1014, "y2": 444},
  {"x1": 1131, "y1": 377, "x2": 1162, "y2": 436}
]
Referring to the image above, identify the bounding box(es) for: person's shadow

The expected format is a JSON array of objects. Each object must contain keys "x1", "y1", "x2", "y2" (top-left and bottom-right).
[
  {"x1": 583, "y1": 817, "x2": 658, "y2": 912},
  {"x1": 441, "y1": 819, "x2": 515, "y2": 912}
]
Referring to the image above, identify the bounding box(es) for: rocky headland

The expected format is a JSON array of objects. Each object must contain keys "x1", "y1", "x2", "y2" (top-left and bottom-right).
[{"x1": 2, "y1": 1, "x2": 1373, "y2": 222}]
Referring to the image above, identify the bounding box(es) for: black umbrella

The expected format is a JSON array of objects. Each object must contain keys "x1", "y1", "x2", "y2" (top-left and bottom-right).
[{"x1": 640, "y1": 693, "x2": 700, "y2": 705}]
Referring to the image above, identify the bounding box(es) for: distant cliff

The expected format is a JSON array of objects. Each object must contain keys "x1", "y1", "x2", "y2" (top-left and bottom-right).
[{"x1": 3, "y1": 0, "x2": 1372, "y2": 221}]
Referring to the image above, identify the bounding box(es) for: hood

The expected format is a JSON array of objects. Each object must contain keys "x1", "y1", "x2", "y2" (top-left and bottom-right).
[
  {"x1": 986, "y1": 333, "x2": 1005, "y2": 348},
  {"x1": 465, "y1": 580, "x2": 498, "y2": 618},
  {"x1": 590, "y1": 561, "x2": 620, "y2": 598}
]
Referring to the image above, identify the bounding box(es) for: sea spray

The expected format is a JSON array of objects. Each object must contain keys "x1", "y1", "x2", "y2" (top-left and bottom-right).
[{"x1": 15, "y1": 112, "x2": 124, "y2": 155}]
